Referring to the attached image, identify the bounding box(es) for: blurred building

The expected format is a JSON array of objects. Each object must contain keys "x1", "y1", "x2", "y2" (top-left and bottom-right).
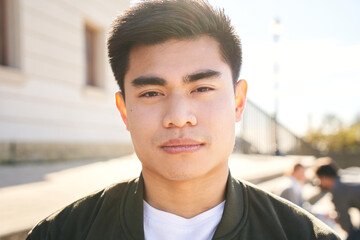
[{"x1": 0, "y1": 0, "x2": 133, "y2": 163}]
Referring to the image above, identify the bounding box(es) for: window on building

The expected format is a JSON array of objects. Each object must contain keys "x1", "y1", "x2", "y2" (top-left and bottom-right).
[
  {"x1": 0, "y1": 0, "x2": 8, "y2": 66},
  {"x1": 0, "y1": 0, "x2": 20, "y2": 69},
  {"x1": 85, "y1": 23, "x2": 103, "y2": 88}
]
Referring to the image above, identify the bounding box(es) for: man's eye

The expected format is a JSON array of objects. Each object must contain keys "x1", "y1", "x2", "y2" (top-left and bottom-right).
[
  {"x1": 193, "y1": 87, "x2": 214, "y2": 93},
  {"x1": 139, "y1": 91, "x2": 162, "y2": 97}
]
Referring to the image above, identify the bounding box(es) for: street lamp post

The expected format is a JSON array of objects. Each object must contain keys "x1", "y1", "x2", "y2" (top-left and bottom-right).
[{"x1": 271, "y1": 18, "x2": 282, "y2": 155}]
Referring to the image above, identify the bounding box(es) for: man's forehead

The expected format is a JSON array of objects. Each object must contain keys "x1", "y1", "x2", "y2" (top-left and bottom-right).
[
  {"x1": 124, "y1": 36, "x2": 229, "y2": 84},
  {"x1": 129, "y1": 36, "x2": 222, "y2": 59}
]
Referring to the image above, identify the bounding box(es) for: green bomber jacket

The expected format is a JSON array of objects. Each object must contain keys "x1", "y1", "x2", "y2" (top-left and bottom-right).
[{"x1": 27, "y1": 173, "x2": 340, "y2": 240}]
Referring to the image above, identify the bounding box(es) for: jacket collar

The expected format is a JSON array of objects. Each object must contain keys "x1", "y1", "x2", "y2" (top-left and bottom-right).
[
  {"x1": 123, "y1": 175, "x2": 145, "y2": 240},
  {"x1": 213, "y1": 172, "x2": 246, "y2": 239},
  {"x1": 123, "y1": 172, "x2": 246, "y2": 240}
]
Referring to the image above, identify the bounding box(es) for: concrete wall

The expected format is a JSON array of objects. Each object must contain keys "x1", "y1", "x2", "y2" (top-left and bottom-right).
[{"x1": 0, "y1": 0, "x2": 133, "y2": 163}]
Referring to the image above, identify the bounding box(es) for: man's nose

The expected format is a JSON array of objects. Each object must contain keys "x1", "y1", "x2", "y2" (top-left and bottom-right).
[{"x1": 163, "y1": 93, "x2": 197, "y2": 128}]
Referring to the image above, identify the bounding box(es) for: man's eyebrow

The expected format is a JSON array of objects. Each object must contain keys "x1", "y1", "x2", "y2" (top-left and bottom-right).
[
  {"x1": 131, "y1": 76, "x2": 166, "y2": 87},
  {"x1": 184, "y1": 70, "x2": 221, "y2": 83}
]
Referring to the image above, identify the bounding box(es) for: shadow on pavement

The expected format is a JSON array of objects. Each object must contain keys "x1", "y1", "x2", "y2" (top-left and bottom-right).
[{"x1": 0, "y1": 159, "x2": 105, "y2": 188}]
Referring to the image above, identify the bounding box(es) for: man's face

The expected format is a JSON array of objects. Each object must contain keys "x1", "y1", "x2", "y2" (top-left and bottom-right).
[
  {"x1": 294, "y1": 167, "x2": 306, "y2": 184},
  {"x1": 318, "y1": 176, "x2": 335, "y2": 190},
  {"x1": 117, "y1": 36, "x2": 246, "y2": 181}
]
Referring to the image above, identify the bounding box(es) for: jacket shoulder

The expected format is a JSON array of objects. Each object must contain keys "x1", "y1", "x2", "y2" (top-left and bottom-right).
[
  {"x1": 233, "y1": 178, "x2": 341, "y2": 240},
  {"x1": 26, "y1": 177, "x2": 139, "y2": 240}
]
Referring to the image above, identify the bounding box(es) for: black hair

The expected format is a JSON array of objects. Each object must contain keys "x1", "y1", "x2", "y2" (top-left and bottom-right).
[
  {"x1": 316, "y1": 164, "x2": 338, "y2": 178},
  {"x1": 107, "y1": 0, "x2": 241, "y2": 96}
]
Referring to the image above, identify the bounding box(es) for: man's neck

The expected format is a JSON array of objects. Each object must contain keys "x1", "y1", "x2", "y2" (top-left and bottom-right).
[{"x1": 142, "y1": 166, "x2": 229, "y2": 219}]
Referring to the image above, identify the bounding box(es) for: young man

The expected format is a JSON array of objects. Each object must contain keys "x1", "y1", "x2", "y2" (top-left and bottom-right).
[
  {"x1": 27, "y1": 0, "x2": 340, "y2": 239},
  {"x1": 315, "y1": 158, "x2": 360, "y2": 240}
]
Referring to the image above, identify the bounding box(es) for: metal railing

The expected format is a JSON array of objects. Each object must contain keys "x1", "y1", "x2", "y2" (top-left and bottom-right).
[{"x1": 235, "y1": 99, "x2": 320, "y2": 156}]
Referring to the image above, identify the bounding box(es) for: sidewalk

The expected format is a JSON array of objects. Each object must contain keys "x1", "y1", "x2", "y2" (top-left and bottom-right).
[{"x1": 0, "y1": 154, "x2": 325, "y2": 238}]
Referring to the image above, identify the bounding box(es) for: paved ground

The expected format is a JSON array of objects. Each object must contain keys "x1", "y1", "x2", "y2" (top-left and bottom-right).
[{"x1": 0, "y1": 153, "x2": 354, "y2": 239}]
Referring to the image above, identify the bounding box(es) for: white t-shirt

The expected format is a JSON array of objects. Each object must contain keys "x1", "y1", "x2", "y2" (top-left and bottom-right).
[{"x1": 143, "y1": 200, "x2": 225, "y2": 240}]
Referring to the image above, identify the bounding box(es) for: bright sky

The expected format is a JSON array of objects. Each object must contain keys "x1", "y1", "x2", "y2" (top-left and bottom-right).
[
  {"x1": 130, "y1": 0, "x2": 360, "y2": 136},
  {"x1": 209, "y1": 0, "x2": 360, "y2": 136}
]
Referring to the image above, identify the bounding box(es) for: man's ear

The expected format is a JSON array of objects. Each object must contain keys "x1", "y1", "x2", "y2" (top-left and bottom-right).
[
  {"x1": 115, "y1": 91, "x2": 129, "y2": 130},
  {"x1": 235, "y1": 79, "x2": 248, "y2": 122}
]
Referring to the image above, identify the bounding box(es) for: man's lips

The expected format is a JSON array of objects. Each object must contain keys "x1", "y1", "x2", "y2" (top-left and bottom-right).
[{"x1": 160, "y1": 138, "x2": 204, "y2": 154}]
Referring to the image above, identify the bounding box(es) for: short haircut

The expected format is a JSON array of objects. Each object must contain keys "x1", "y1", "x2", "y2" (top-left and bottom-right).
[
  {"x1": 107, "y1": 0, "x2": 242, "y2": 96},
  {"x1": 315, "y1": 164, "x2": 338, "y2": 178},
  {"x1": 284, "y1": 162, "x2": 304, "y2": 176},
  {"x1": 293, "y1": 163, "x2": 304, "y2": 173}
]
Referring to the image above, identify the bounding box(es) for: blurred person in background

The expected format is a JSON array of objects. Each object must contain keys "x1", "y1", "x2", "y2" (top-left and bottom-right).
[
  {"x1": 315, "y1": 158, "x2": 360, "y2": 240},
  {"x1": 276, "y1": 163, "x2": 307, "y2": 207},
  {"x1": 275, "y1": 162, "x2": 339, "y2": 231}
]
